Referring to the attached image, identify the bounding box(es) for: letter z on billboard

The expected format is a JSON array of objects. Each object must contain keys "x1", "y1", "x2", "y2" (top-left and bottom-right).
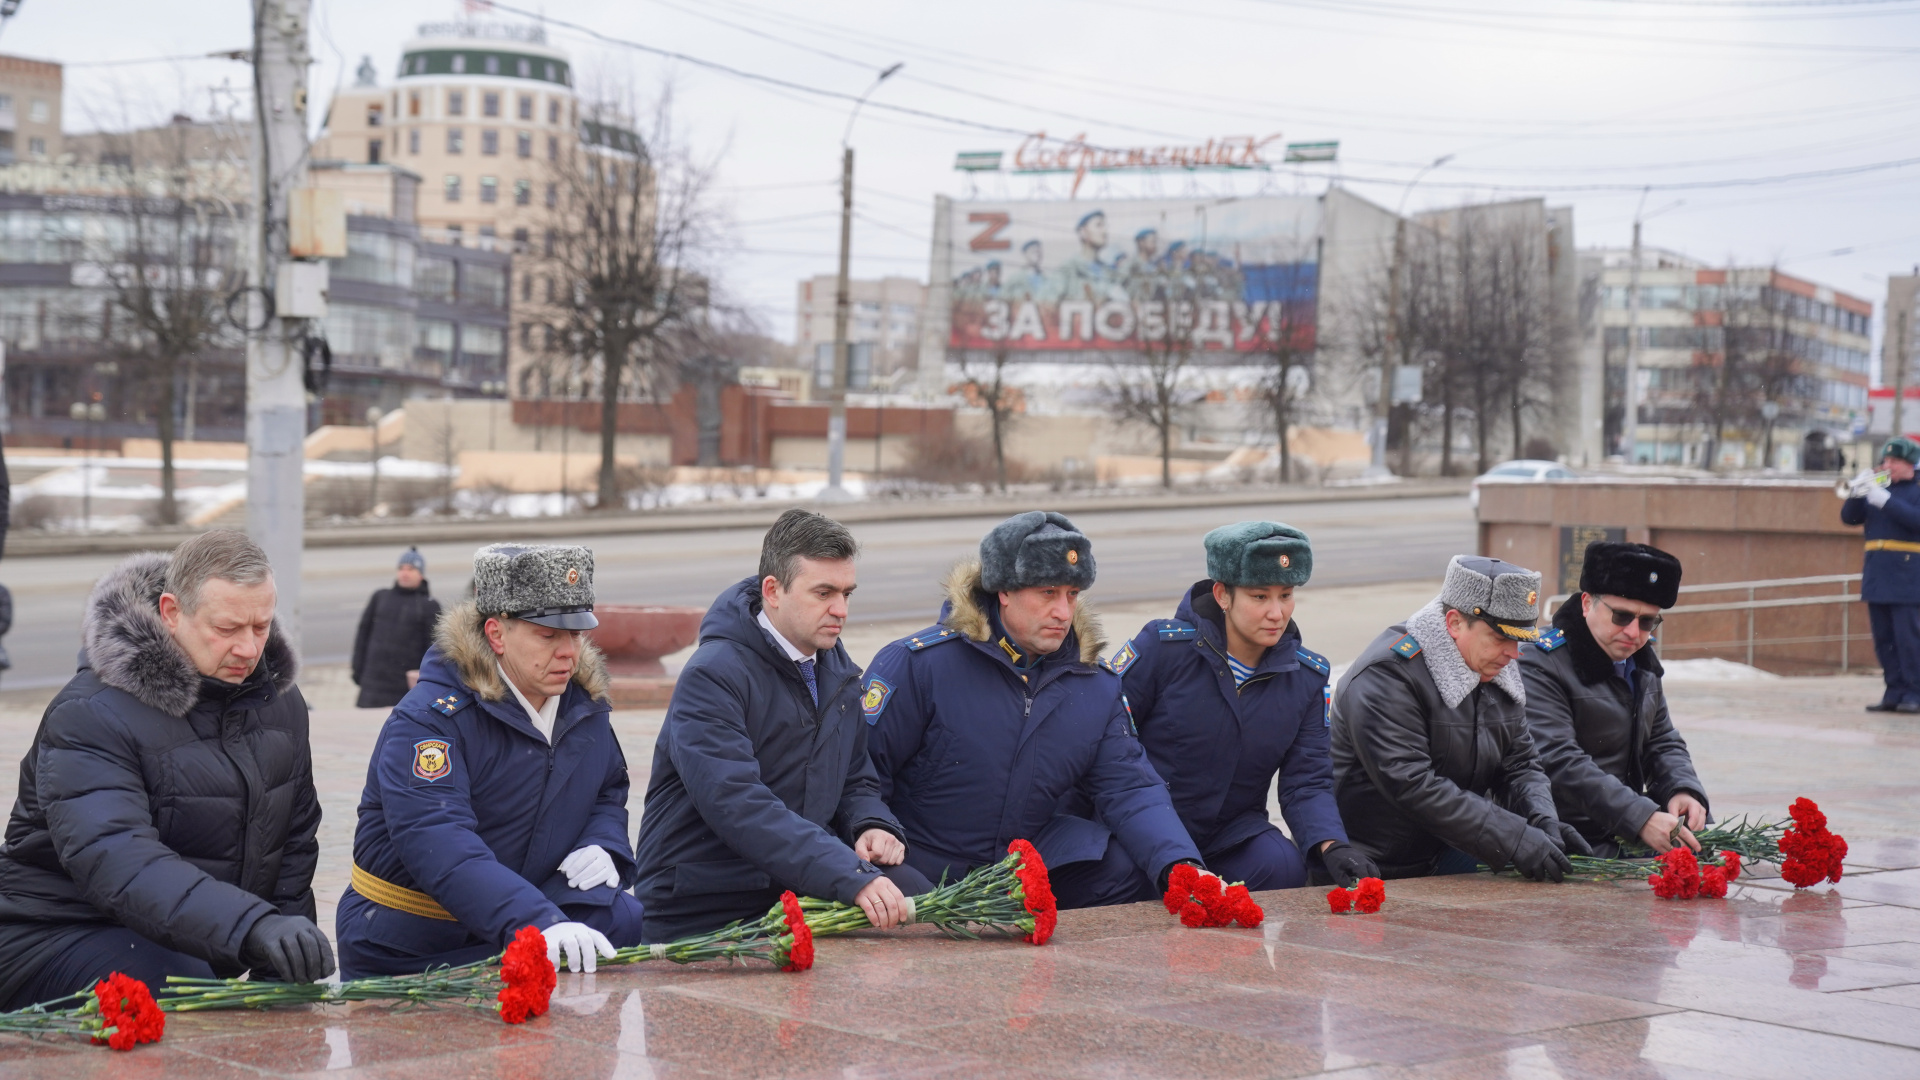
[{"x1": 946, "y1": 196, "x2": 1320, "y2": 354}]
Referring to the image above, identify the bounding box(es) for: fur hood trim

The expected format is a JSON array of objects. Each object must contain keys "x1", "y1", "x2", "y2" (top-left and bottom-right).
[
  {"x1": 1405, "y1": 599, "x2": 1525, "y2": 709},
  {"x1": 433, "y1": 599, "x2": 611, "y2": 703},
  {"x1": 940, "y1": 558, "x2": 1107, "y2": 664},
  {"x1": 83, "y1": 551, "x2": 299, "y2": 717},
  {"x1": 1551, "y1": 595, "x2": 1664, "y2": 685}
]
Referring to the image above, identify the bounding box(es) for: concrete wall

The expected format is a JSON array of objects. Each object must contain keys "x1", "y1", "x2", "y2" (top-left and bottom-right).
[
  {"x1": 769, "y1": 435, "x2": 917, "y2": 472},
  {"x1": 402, "y1": 398, "x2": 670, "y2": 463},
  {"x1": 1478, "y1": 479, "x2": 1868, "y2": 674}
]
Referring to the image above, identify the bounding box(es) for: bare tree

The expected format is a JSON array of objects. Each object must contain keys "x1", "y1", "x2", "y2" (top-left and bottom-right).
[
  {"x1": 529, "y1": 85, "x2": 722, "y2": 508},
  {"x1": 1106, "y1": 269, "x2": 1206, "y2": 488},
  {"x1": 951, "y1": 346, "x2": 1020, "y2": 492},
  {"x1": 1688, "y1": 276, "x2": 1795, "y2": 470},
  {"x1": 85, "y1": 123, "x2": 240, "y2": 524},
  {"x1": 1259, "y1": 295, "x2": 1316, "y2": 484}
]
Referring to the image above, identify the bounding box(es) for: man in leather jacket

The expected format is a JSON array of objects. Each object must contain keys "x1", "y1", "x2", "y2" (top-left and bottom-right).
[
  {"x1": 1521, "y1": 542, "x2": 1708, "y2": 859},
  {"x1": 1331, "y1": 555, "x2": 1591, "y2": 881}
]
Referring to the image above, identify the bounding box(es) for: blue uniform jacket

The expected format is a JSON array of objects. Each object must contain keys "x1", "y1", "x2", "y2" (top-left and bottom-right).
[
  {"x1": 1842, "y1": 479, "x2": 1920, "y2": 604},
  {"x1": 1117, "y1": 581, "x2": 1348, "y2": 861},
  {"x1": 633, "y1": 578, "x2": 903, "y2": 909},
  {"x1": 863, "y1": 560, "x2": 1200, "y2": 882},
  {"x1": 345, "y1": 606, "x2": 634, "y2": 952}
]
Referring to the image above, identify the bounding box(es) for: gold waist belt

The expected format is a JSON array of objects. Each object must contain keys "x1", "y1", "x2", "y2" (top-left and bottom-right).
[
  {"x1": 350, "y1": 863, "x2": 457, "y2": 921},
  {"x1": 1865, "y1": 540, "x2": 1920, "y2": 554}
]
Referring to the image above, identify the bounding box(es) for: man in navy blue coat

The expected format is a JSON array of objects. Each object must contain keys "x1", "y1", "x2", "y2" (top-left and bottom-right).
[
  {"x1": 1117, "y1": 522, "x2": 1378, "y2": 891},
  {"x1": 337, "y1": 544, "x2": 643, "y2": 979},
  {"x1": 634, "y1": 510, "x2": 929, "y2": 942},
  {"x1": 1842, "y1": 436, "x2": 1920, "y2": 713},
  {"x1": 865, "y1": 511, "x2": 1201, "y2": 908}
]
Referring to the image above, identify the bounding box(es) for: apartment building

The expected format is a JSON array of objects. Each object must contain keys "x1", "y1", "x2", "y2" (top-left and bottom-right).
[
  {"x1": 795, "y1": 275, "x2": 926, "y2": 389},
  {"x1": 0, "y1": 54, "x2": 61, "y2": 165}
]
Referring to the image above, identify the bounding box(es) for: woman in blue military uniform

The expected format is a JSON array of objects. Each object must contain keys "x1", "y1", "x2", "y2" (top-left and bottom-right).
[
  {"x1": 1116, "y1": 522, "x2": 1378, "y2": 890},
  {"x1": 1842, "y1": 436, "x2": 1920, "y2": 713}
]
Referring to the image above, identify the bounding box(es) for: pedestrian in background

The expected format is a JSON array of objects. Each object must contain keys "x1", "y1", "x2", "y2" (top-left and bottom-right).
[
  {"x1": 1841, "y1": 436, "x2": 1920, "y2": 713},
  {"x1": 351, "y1": 547, "x2": 442, "y2": 708}
]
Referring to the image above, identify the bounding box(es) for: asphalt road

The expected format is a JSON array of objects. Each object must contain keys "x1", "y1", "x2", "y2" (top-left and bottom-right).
[{"x1": 0, "y1": 494, "x2": 1475, "y2": 690}]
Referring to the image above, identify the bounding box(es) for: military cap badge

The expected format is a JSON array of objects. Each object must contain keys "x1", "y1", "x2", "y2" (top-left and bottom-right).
[
  {"x1": 413, "y1": 739, "x2": 452, "y2": 782},
  {"x1": 1066, "y1": 548, "x2": 1080, "y2": 565}
]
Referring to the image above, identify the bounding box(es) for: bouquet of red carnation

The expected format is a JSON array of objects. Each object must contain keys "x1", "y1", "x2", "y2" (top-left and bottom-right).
[
  {"x1": 1327, "y1": 877, "x2": 1385, "y2": 914},
  {"x1": 1162, "y1": 864, "x2": 1265, "y2": 928},
  {"x1": 496, "y1": 926, "x2": 558, "y2": 1023},
  {"x1": 1647, "y1": 848, "x2": 1731, "y2": 900},
  {"x1": 799, "y1": 840, "x2": 1058, "y2": 946},
  {"x1": 0, "y1": 972, "x2": 166, "y2": 1051},
  {"x1": 1779, "y1": 798, "x2": 1848, "y2": 888}
]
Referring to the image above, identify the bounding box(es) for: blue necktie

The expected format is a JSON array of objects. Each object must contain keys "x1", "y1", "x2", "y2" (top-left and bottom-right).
[{"x1": 799, "y1": 657, "x2": 818, "y2": 705}]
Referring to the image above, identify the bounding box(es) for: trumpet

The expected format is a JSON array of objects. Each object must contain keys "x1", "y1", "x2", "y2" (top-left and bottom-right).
[{"x1": 1837, "y1": 469, "x2": 1892, "y2": 498}]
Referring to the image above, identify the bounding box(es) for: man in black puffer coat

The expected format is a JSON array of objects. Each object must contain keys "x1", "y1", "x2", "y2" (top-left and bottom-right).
[
  {"x1": 351, "y1": 547, "x2": 442, "y2": 708},
  {"x1": 0, "y1": 530, "x2": 331, "y2": 1009}
]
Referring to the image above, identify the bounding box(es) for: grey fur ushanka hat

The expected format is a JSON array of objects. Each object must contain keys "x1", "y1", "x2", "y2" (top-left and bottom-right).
[
  {"x1": 1440, "y1": 554, "x2": 1541, "y2": 642},
  {"x1": 979, "y1": 511, "x2": 1096, "y2": 592},
  {"x1": 472, "y1": 543, "x2": 599, "y2": 629}
]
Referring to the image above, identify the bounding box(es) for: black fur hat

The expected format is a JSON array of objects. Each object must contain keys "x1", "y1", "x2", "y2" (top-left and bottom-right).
[
  {"x1": 1579, "y1": 541, "x2": 1682, "y2": 609},
  {"x1": 979, "y1": 511, "x2": 1096, "y2": 593}
]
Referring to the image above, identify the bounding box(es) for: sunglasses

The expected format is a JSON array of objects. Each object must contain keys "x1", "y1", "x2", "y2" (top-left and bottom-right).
[{"x1": 1596, "y1": 596, "x2": 1662, "y2": 633}]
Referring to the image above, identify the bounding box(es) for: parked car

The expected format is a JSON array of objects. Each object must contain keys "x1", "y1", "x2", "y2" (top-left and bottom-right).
[{"x1": 1469, "y1": 459, "x2": 1577, "y2": 508}]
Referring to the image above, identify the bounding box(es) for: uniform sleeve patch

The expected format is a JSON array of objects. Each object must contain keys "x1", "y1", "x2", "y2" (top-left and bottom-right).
[
  {"x1": 1295, "y1": 646, "x2": 1330, "y2": 676},
  {"x1": 413, "y1": 739, "x2": 453, "y2": 782},
  {"x1": 1533, "y1": 627, "x2": 1567, "y2": 652},
  {"x1": 1391, "y1": 634, "x2": 1424, "y2": 659},
  {"x1": 1109, "y1": 641, "x2": 1139, "y2": 674},
  {"x1": 862, "y1": 677, "x2": 895, "y2": 724},
  {"x1": 1156, "y1": 621, "x2": 1198, "y2": 642}
]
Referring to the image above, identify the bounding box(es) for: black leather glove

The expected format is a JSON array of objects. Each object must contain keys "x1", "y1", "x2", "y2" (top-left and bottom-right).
[
  {"x1": 1529, "y1": 813, "x2": 1594, "y2": 858},
  {"x1": 1511, "y1": 827, "x2": 1573, "y2": 883},
  {"x1": 242, "y1": 914, "x2": 336, "y2": 983},
  {"x1": 1319, "y1": 842, "x2": 1380, "y2": 888}
]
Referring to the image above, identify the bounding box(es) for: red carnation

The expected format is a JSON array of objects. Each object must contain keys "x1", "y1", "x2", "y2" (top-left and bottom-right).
[
  {"x1": 1178, "y1": 900, "x2": 1210, "y2": 927},
  {"x1": 1719, "y1": 850, "x2": 1742, "y2": 881},
  {"x1": 1699, "y1": 865, "x2": 1728, "y2": 899},
  {"x1": 779, "y1": 891, "x2": 815, "y2": 972},
  {"x1": 497, "y1": 926, "x2": 556, "y2": 1023},
  {"x1": 1788, "y1": 797, "x2": 1827, "y2": 833},
  {"x1": 1353, "y1": 877, "x2": 1386, "y2": 914},
  {"x1": 91, "y1": 972, "x2": 165, "y2": 1051},
  {"x1": 1008, "y1": 840, "x2": 1057, "y2": 945},
  {"x1": 1648, "y1": 848, "x2": 1701, "y2": 900},
  {"x1": 1778, "y1": 799, "x2": 1848, "y2": 888},
  {"x1": 1224, "y1": 883, "x2": 1264, "y2": 928},
  {"x1": 1326, "y1": 886, "x2": 1353, "y2": 913}
]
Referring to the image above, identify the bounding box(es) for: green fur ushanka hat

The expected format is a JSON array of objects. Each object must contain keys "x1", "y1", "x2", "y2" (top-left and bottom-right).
[{"x1": 1204, "y1": 521, "x2": 1312, "y2": 588}]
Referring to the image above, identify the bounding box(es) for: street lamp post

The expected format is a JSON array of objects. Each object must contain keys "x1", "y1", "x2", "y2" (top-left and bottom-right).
[
  {"x1": 823, "y1": 62, "x2": 903, "y2": 502},
  {"x1": 366, "y1": 404, "x2": 384, "y2": 515},
  {"x1": 1378, "y1": 154, "x2": 1451, "y2": 477}
]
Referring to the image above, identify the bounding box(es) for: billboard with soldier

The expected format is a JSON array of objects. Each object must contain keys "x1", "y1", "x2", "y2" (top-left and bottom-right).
[{"x1": 945, "y1": 196, "x2": 1321, "y2": 353}]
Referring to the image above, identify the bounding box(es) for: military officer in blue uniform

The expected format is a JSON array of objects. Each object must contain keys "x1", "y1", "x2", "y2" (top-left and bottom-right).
[
  {"x1": 1115, "y1": 522, "x2": 1378, "y2": 890},
  {"x1": 1841, "y1": 435, "x2": 1920, "y2": 713},
  {"x1": 336, "y1": 544, "x2": 644, "y2": 979},
  {"x1": 865, "y1": 512, "x2": 1202, "y2": 908}
]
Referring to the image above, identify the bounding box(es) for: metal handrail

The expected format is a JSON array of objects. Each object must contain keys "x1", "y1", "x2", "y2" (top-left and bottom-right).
[{"x1": 1545, "y1": 572, "x2": 1866, "y2": 670}]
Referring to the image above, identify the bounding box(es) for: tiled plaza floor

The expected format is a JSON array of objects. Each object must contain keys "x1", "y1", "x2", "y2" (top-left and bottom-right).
[{"x1": 2, "y1": 592, "x2": 1917, "y2": 1076}]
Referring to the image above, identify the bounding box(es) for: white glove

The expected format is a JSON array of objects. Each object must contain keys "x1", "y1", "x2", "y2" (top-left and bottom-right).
[
  {"x1": 544, "y1": 921, "x2": 616, "y2": 973},
  {"x1": 559, "y1": 845, "x2": 620, "y2": 891},
  {"x1": 1867, "y1": 484, "x2": 1892, "y2": 508}
]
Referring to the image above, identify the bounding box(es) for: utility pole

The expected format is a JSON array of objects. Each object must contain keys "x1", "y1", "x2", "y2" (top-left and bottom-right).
[
  {"x1": 1378, "y1": 215, "x2": 1404, "y2": 476},
  {"x1": 247, "y1": 0, "x2": 312, "y2": 646},
  {"x1": 1622, "y1": 218, "x2": 1643, "y2": 463},
  {"x1": 822, "y1": 63, "x2": 901, "y2": 500},
  {"x1": 1892, "y1": 307, "x2": 1910, "y2": 446}
]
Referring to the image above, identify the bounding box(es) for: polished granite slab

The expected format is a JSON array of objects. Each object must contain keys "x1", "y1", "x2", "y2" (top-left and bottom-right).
[{"x1": 5, "y1": 859, "x2": 1918, "y2": 1080}]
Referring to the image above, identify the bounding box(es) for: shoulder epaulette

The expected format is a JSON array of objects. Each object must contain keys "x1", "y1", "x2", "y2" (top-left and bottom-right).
[
  {"x1": 1294, "y1": 646, "x2": 1330, "y2": 676},
  {"x1": 1156, "y1": 620, "x2": 1199, "y2": 642},
  {"x1": 1391, "y1": 634, "x2": 1423, "y2": 659},
  {"x1": 429, "y1": 692, "x2": 469, "y2": 717},
  {"x1": 1532, "y1": 627, "x2": 1567, "y2": 653},
  {"x1": 1108, "y1": 640, "x2": 1139, "y2": 675},
  {"x1": 904, "y1": 627, "x2": 962, "y2": 652}
]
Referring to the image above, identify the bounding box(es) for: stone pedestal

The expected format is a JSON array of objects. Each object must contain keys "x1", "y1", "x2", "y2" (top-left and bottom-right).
[{"x1": 586, "y1": 604, "x2": 705, "y2": 708}]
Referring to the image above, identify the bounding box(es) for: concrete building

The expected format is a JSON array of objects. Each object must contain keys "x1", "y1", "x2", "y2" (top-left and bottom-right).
[
  {"x1": 794, "y1": 274, "x2": 926, "y2": 389},
  {"x1": 0, "y1": 55, "x2": 61, "y2": 165},
  {"x1": 1583, "y1": 247, "x2": 1870, "y2": 472}
]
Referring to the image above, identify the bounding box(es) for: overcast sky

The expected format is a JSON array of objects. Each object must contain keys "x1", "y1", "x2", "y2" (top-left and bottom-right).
[{"x1": 9, "y1": 0, "x2": 1920, "y2": 363}]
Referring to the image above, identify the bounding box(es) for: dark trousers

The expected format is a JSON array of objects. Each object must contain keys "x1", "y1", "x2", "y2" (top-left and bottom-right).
[
  {"x1": 337, "y1": 889, "x2": 647, "y2": 979},
  {"x1": 640, "y1": 862, "x2": 933, "y2": 944},
  {"x1": 1208, "y1": 829, "x2": 1309, "y2": 891},
  {"x1": 1050, "y1": 836, "x2": 1158, "y2": 909},
  {"x1": 1869, "y1": 603, "x2": 1920, "y2": 706},
  {"x1": 2, "y1": 926, "x2": 215, "y2": 1011}
]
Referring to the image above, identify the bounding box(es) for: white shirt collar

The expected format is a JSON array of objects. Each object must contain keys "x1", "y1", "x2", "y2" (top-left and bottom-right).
[
  {"x1": 755, "y1": 608, "x2": 814, "y2": 662},
  {"x1": 498, "y1": 663, "x2": 561, "y2": 743}
]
